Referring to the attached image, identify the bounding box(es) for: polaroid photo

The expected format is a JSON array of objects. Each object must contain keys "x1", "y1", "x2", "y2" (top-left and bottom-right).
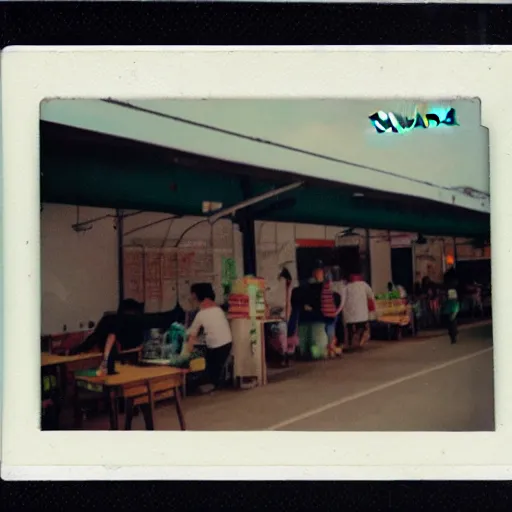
[{"x1": 1, "y1": 46, "x2": 509, "y2": 480}]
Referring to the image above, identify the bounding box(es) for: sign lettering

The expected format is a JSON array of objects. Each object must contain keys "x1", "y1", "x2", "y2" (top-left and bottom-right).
[{"x1": 369, "y1": 107, "x2": 458, "y2": 134}]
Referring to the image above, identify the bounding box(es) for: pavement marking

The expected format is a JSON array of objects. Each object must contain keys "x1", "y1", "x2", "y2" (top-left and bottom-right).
[{"x1": 266, "y1": 346, "x2": 493, "y2": 431}]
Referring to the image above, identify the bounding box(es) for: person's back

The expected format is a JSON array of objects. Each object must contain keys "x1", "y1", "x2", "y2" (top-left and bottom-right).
[
  {"x1": 344, "y1": 280, "x2": 374, "y2": 324},
  {"x1": 187, "y1": 282, "x2": 232, "y2": 393},
  {"x1": 191, "y1": 306, "x2": 232, "y2": 349},
  {"x1": 443, "y1": 288, "x2": 460, "y2": 314}
]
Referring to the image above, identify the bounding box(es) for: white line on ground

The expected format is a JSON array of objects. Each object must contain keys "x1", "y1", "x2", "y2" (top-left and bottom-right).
[{"x1": 266, "y1": 346, "x2": 493, "y2": 431}]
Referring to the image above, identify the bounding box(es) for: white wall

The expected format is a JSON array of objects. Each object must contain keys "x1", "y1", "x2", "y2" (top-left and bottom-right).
[
  {"x1": 370, "y1": 231, "x2": 392, "y2": 295},
  {"x1": 40, "y1": 204, "x2": 118, "y2": 334},
  {"x1": 41, "y1": 206, "x2": 244, "y2": 331}
]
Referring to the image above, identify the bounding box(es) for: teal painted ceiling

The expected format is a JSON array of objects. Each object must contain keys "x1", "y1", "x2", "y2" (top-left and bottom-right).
[{"x1": 40, "y1": 122, "x2": 490, "y2": 238}]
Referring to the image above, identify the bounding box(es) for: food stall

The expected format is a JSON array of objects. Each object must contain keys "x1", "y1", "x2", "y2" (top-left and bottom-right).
[{"x1": 373, "y1": 294, "x2": 414, "y2": 340}]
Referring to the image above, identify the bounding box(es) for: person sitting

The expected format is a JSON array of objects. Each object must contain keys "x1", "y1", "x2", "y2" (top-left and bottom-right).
[{"x1": 186, "y1": 283, "x2": 233, "y2": 394}]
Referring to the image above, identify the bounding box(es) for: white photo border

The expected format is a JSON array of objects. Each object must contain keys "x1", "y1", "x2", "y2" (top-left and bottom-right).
[{"x1": 1, "y1": 46, "x2": 509, "y2": 480}]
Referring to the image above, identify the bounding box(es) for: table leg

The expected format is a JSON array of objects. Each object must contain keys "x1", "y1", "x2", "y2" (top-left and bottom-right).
[
  {"x1": 108, "y1": 390, "x2": 119, "y2": 430},
  {"x1": 174, "y1": 385, "x2": 187, "y2": 431},
  {"x1": 124, "y1": 399, "x2": 134, "y2": 431},
  {"x1": 140, "y1": 382, "x2": 155, "y2": 430},
  {"x1": 140, "y1": 404, "x2": 154, "y2": 430},
  {"x1": 59, "y1": 364, "x2": 68, "y2": 401},
  {"x1": 181, "y1": 375, "x2": 187, "y2": 398},
  {"x1": 73, "y1": 381, "x2": 83, "y2": 430}
]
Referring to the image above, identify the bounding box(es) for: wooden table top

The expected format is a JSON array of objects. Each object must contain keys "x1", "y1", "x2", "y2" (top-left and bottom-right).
[
  {"x1": 74, "y1": 364, "x2": 185, "y2": 388},
  {"x1": 41, "y1": 352, "x2": 103, "y2": 367},
  {"x1": 41, "y1": 347, "x2": 142, "y2": 367},
  {"x1": 140, "y1": 357, "x2": 206, "y2": 371}
]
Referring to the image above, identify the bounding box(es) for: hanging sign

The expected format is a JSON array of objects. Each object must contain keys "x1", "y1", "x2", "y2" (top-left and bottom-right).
[
  {"x1": 369, "y1": 107, "x2": 458, "y2": 134},
  {"x1": 221, "y1": 257, "x2": 237, "y2": 287}
]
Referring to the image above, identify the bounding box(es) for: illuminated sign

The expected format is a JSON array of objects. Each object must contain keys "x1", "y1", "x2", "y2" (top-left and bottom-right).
[{"x1": 369, "y1": 107, "x2": 458, "y2": 134}]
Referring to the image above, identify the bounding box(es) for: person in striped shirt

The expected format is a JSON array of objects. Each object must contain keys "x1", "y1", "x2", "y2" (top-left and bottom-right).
[{"x1": 321, "y1": 269, "x2": 343, "y2": 357}]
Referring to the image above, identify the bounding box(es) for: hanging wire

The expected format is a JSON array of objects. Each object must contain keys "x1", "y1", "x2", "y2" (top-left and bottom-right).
[{"x1": 102, "y1": 98, "x2": 490, "y2": 199}]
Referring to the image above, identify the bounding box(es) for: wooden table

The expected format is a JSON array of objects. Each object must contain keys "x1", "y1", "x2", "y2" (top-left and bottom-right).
[
  {"x1": 42, "y1": 351, "x2": 103, "y2": 367},
  {"x1": 41, "y1": 351, "x2": 104, "y2": 399},
  {"x1": 139, "y1": 357, "x2": 206, "y2": 397},
  {"x1": 42, "y1": 346, "x2": 142, "y2": 367},
  {"x1": 41, "y1": 352, "x2": 104, "y2": 430},
  {"x1": 73, "y1": 364, "x2": 187, "y2": 431}
]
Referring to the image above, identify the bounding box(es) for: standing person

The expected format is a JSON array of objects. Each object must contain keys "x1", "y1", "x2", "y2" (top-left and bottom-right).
[
  {"x1": 329, "y1": 276, "x2": 347, "y2": 357},
  {"x1": 466, "y1": 279, "x2": 483, "y2": 318},
  {"x1": 298, "y1": 261, "x2": 331, "y2": 360},
  {"x1": 343, "y1": 272, "x2": 376, "y2": 349},
  {"x1": 422, "y1": 275, "x2": 440, "y2": 326},
  {"x1": 186, "y1": 283, "x2": 233, "y2": 394},
  {"x1": 280, "y1": 267, "x2": 300, "y2": 366},
  {"x1": 321, "y1": 269, "x2": 341, "y2": 357},
  {"x1": 442, "y1": 286, "x2": 460, "y2": 344}
]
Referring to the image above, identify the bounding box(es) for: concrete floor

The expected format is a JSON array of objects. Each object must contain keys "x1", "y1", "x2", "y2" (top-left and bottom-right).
[{"x1": 77, "y1": 322, "x2": 494, "y2": 432}]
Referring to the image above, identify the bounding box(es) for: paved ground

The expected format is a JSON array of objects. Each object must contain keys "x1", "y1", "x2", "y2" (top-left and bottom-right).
[{"x1": 76, "y1": 322, "x2": 494, "y2": 432}]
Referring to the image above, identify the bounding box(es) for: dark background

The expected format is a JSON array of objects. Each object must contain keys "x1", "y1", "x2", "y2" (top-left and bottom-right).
[
  {"x1": 1, "y1": 2, "x2": 511, "y2": 46},
  {"x1": 1, "y1": 1, "x2": 510, "y2": 510}
]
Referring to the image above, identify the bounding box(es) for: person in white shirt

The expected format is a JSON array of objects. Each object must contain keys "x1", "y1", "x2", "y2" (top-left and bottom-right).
[
  {"x1": 187, "y1": 283, "x2": 233, "y2": 393},
  {"x1": 343, "y1": 273, "x2": 376, "y2": 348}
]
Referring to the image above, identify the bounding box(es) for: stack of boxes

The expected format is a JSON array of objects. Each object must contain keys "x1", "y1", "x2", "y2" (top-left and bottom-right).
[{"x1": 227, "y1": 277, "x2": 267, "y2": 319}]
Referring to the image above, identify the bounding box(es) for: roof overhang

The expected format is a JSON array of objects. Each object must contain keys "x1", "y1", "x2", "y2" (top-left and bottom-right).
[{"x1": 40, "y1": 121, "x2": 490, "y2": 238}]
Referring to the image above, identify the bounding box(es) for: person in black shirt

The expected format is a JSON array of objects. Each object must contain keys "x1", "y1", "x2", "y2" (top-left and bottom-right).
[{"x1": 71, "y1": 299, "x2": 145, "y2": 375}]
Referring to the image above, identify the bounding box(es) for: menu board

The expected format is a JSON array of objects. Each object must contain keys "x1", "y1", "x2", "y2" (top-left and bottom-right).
[
  {"x1": 123, "y1": 248, "x2": 144, "y2": 303},
  {"x1": 162, "y1": 251, "x2": 178, "y2": 280},
  {"x1": 145, "y1": 251, "x2": 162, "y2": 302},
  {"x1": 122, "y1": 244, "x2": 223, "y2": 312}
]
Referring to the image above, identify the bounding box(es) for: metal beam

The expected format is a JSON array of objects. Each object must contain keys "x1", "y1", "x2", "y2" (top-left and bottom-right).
[
  {"x1": 71, "y1": 209, "x2": 145, "y2": 231},
  {"x1": 206, "y1": 182, "x2": 303, "y2": 224}
]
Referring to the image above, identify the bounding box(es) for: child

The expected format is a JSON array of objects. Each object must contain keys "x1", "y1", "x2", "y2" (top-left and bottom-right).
[{"x1": 442, "y1": 287, "x2": 460, "y2": 344}]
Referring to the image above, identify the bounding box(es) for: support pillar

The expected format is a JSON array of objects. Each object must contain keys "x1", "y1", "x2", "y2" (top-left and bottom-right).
[
  {"x1": 116, "y1": 209, "x2": 125, "y2": 302},
  {"x1": 364, "y1": 228, "x2": 372, "y2": 285},
  {"x1": 237, "y1": 177, "x2": 257, "y2": 277},
  {"x1": 238, "y1": 213, "x2": 257, "y2": 276}
]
